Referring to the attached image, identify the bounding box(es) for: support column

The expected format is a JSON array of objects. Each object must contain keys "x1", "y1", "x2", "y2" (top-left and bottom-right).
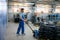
[{"x1": 0, "y1": 0, "x2": 7, "y2": 40}]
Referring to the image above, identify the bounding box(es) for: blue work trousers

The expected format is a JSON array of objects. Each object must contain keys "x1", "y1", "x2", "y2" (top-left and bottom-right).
[{"x1": 17, "y1": 21, "x2": 24, "y2": 34}]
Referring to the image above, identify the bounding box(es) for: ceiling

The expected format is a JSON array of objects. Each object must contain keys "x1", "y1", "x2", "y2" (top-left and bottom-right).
[
  {"x1": 8, "y1": 0, "x2": 53, "y2": 2},
  {"x1": 8, "y1": 0, "x2": 60, "y2": 5},
  {"x1": 8, "y1": 0, "x2": 60, "y2": 2}
]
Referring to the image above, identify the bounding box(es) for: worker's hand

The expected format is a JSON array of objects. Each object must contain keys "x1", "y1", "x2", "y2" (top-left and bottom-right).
[
  {"x1": 24, "y1": 20, "x2": 27, "y2": 22},
  {"x1": 24, "y1": 18, "x2": 27, "y2": 22}
]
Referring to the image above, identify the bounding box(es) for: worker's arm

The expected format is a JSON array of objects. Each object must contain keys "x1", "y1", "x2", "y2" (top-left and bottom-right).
[
  {"x1": 19, "y1": 13, "x2": 24, "y2": 21},
  {"x1": 20, "y1": 16, "x2": 24, "y2": 21},
  {"x1": 19, "y1": 13, "x2": 27, "y2": 22}
]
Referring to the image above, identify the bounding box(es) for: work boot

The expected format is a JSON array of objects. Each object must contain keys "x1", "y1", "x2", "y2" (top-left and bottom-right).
[{"x1": 22, "y1": 33, "x2": 25, "y2": 36}]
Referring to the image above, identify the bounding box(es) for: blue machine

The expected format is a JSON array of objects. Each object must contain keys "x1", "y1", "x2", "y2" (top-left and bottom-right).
[{"x1": 47, "y1": 13, "x2": 60, "y2": 22}]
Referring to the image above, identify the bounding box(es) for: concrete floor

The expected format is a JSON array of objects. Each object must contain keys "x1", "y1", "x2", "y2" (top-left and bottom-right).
[{"x1": 5, "y1": 22, "x2": 38, "y2": 40}]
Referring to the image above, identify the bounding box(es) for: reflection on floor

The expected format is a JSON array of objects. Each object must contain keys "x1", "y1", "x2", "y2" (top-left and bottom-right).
[{"x1": 5, "y1": 22, "x2": 38, "y2": 40}]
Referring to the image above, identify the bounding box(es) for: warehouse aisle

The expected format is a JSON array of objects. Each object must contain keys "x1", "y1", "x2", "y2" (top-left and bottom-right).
[{"x1": 5, "y1": 22, "x2": 37, "y2": 40}]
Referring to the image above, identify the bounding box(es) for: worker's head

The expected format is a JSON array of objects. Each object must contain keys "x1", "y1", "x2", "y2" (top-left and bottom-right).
[
  {"x1": 17, "y1": 10, "x2": 19, "y2": 12},
  {"x1": 41, "y1": 11, "x2": 44, "y2": 14},
  {"x1": 34, "y1": 12, "x2": 37, "y2": 16},
  {"x1": 21, "y1": 8, "x2": 24, "y2": 12}
]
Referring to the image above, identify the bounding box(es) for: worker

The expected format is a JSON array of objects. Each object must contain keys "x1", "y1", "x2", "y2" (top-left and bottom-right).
[
  {"x1": 31, "y1": 12, "x2": 37, "y2": 23},
  {"x1": 16, "y1": 8, "x2": 25, "y2": 35}
]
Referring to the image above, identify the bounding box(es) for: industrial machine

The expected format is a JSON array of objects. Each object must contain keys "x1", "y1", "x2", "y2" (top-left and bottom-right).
[
  {"x1": 38, "y1": 20, "x2": 60, "y2": 40},
  {"x1": 47, "y1": 13, "x2": 60, "y2": 22}
]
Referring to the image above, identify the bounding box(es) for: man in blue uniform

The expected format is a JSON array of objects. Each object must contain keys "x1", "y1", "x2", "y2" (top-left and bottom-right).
[{"x1": 16, "y1": 8, "x2": 25, "y2": 35}]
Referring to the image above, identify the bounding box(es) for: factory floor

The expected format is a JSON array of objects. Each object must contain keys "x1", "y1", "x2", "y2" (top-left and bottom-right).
[{"x1": 5, "y1": 22, "x2": 39, "y2": 40}]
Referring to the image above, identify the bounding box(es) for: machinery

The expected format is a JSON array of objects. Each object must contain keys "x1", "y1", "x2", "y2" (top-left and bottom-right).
[
  {"x1": 38, "y1": 20, "x2": 60, "y2": 40},
  {"x1": 38, "y1": 22, "x2": 56, "y2": 40},
  {"x1": 47, "y1": 13, "x2": 60, "y2": 22},
  {"x1": 26, "y1": 13, "x2": 60, "y2": 40}
]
